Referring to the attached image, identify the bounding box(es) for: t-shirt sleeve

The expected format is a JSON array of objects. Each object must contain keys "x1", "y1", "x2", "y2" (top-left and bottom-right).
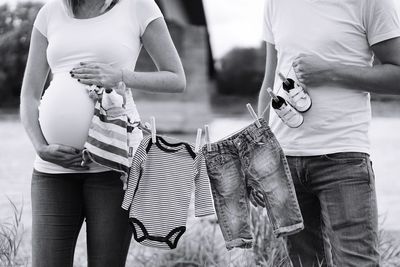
[
  {"x1": 121, "y1": 136, "x2": 149, "y2": 211},
  {"x1": 135, "y1": 0, "x2": 164, "y2": 36},
  {"x1": 262, "y1": 0, "x2": 275, "y2": 44},
  {"x1": 364, "y1": 0, "x2": 400, "y2": 46},
  {"x1": 33, "y1": 3, "x2": 49, "y2": 37},
  {"x1": 194, "y1": 155, "x2": 215, "y2": 217}
]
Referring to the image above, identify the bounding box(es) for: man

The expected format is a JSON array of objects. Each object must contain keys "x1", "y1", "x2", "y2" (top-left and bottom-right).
[{"x1": 257, "y1": 0, "x2": 400, "y2": 266}]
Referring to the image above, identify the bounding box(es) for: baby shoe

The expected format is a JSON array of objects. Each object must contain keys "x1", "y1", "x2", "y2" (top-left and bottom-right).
[
  {"x1": 279, "y1": 73, "x2": 312, "y2": 113},
  {"x1": 268, "y1": 88, "x2": 304, "y2": 128}
]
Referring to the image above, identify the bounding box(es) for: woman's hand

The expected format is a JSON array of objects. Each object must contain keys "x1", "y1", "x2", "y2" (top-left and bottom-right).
[
  {"x1": 70, "y1": 62, "x2": 122, "y2": 89},
  {"x1": 37, "y1": 144, "x2": 89, "y2": 171}
]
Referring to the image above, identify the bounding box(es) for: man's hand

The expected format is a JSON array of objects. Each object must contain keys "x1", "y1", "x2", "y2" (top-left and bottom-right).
[{"x1": 292, "y1": 54, "x2": 338, "y2": 88}]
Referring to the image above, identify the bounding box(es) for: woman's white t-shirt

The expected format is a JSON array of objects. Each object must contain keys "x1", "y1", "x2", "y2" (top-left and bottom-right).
[{"x1": 33, "y1": 0, "x2": 163, "y2": 173}]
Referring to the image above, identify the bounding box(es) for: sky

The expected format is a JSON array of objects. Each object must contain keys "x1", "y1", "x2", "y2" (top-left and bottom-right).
[
  {"x1": 1, "y1": 0, "x2": 400, "y2": 58},
  {"x1": 203, "y1": 0, "x2": 264, "y2": 58}
]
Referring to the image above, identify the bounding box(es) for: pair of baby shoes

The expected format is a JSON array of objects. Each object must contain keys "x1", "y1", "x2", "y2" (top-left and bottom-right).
[{"x1": 269, "y1": 73, "x2": 312, "y2": 128}]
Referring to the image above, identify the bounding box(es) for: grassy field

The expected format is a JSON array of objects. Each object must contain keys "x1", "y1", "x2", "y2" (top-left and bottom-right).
[{"x1": 1, "y1": 99, "x2": 400, "y2": 266}]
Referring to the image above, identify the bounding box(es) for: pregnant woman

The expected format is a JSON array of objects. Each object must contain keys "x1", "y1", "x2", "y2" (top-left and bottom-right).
[{"x1": 19, "y1": 0, "x2": 185, "y2": 266}]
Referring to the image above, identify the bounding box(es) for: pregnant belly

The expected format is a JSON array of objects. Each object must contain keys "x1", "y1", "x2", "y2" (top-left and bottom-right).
[{"x1": 39, "y1": 73, "x2": 95, "y2": 149}]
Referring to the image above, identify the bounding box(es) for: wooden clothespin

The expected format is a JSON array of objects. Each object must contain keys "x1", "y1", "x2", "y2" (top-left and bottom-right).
[
  {"x1": 246, "y1": 103, "x2": 261, "y2": 128},
  {"x1": 150, "y1": 116, "x2": 156, "y2": 143},
  {"x1": 204, "y1": 125, "x2": 211, "y2": 152},
  {"x1": 194, "y1": 128, "x2": 202, "y2": 153},
  {"x1": 278, "y1": 72, "x2": 291, "y2": 87},
  {"x1": 266, "y1": 87, "x2": 280, "y2": 102}
]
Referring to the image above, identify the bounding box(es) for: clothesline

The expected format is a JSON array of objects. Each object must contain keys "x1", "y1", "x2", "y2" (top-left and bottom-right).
[{"x1": 135, "y1": 64, "x2": 295, "y2": 149}]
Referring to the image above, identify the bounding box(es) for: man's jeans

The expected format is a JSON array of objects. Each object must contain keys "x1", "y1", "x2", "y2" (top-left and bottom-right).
[
  {"x1": 202, "y1": 119, "x2": 303, "y2": 250},
  {"x1": 286, "y1": 153, "x2": 380, "y2": 267},
  {"x1": 31, "y1": 170, "x2": 132, "y2": 267}
]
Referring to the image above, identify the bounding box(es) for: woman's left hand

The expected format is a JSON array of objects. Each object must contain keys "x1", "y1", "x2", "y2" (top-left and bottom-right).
[{"x1": 70, "y1": 62, "x2": 122, "y2": 88}]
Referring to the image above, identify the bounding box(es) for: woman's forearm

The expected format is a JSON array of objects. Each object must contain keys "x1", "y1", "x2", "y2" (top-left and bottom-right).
[
  {"x1": 20, "y1": 97, "x2": 48, "y2": 153},
  {"x1": 71, "y1": 63, "x2": 186, "y2": 94},
  {"x1": 132, "y1": 18, "x2": 186, "y2": 94},
  {"x1": 122, "y1": 69, "x2": 186, "y2": 93}
]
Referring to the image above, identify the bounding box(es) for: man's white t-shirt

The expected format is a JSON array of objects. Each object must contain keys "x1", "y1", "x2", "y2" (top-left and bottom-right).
[
  {"x1": 263, "y1": 0, "x2": 400, "y2": 156},
  {"x1": 33, "y1": 0, "x2": 163, "y2": 173}
]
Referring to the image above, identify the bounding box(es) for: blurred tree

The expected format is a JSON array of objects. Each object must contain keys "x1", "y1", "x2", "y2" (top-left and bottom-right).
[
  {"x1": 216, "y1": 44, "x2": 265, "y2": 96},
  {"x1": 0, "y1": 2, "x2": 43, "y2": 108},
  {"x1": 0, "y1": 4, "x2": 15, "y2": 35}
]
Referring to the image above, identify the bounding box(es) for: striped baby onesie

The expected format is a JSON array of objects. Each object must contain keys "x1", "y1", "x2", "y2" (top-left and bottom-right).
[{"x1": 121, "y1": 135, "x2": 215, "y2": 249}]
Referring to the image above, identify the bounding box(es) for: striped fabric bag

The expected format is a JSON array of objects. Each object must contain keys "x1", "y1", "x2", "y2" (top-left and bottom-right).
[{"x1": 82, "y1": 83, "x2": 143, "y2": 189}]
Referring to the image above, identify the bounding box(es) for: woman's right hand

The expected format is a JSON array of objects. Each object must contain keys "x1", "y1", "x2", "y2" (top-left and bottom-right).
[{"x1": 37, "y1": 144, "x2": 89, "y2": 171}]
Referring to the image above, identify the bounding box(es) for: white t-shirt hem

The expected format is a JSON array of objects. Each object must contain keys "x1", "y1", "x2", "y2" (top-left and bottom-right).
[
  {"x1": 282, "y1": 147, "x2": 370, "y2": 157},
  {"x1": 34, "y1": 156, "x2": 111, "y2": 174}
]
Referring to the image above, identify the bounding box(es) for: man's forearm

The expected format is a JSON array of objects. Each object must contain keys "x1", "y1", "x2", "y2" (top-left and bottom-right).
[{"x1": 331, "y1": 63, "x2": 400, "y2": 95}]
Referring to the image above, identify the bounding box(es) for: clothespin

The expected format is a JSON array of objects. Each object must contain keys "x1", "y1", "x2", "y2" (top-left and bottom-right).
[
  {"x1": 266, "y1": 87, "x2": 280, "y2": 102},
  {"x1": 204, "y1": 125, "x2": 211, "y2": 152},
  {"x1": 150, "y1": 116, "x2": 156, "y2": 143},
  {"x1": 278, "y1": 72, "x2": 291, "y2": 87},
  {"x1": 246, "y1": 103, "x2": 262, "y2": 128},
  {"x1": 194, "y1": 128, "x2": 202, "y2": 153}
]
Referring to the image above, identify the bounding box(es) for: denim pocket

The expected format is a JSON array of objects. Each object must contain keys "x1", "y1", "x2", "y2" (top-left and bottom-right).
[
  {"x1": 206, "y1": 153, "x2": 230, "y2": 169},
  {"x1": 248, "y1": 133, "x2": 276, "y2": 150},
  {"x1": 204, "y1": 148, "x2": 236, "y2": 179},
  {"x1": 322, "y1": 153, "x2": 372, "y2": 187},
  {"x1": 323, "y1": 152, "x2": 367, "y2": 165},
  {"x1": 366, "y1": 158, "x2": 376, "y2": 190}
]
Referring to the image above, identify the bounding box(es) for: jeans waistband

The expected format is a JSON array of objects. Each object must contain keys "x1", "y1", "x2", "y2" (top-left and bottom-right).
[{"x1": 202, "y1": 118, "x2": 273, "y2": 154}]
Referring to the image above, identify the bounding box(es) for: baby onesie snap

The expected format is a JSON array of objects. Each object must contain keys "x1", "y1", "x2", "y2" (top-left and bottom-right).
[{"x1": 122, "y1": 135, "x2": 214, "y2": 249}]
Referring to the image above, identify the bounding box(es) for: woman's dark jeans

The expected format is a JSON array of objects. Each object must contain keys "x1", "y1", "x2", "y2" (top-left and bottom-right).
[{"x1": 31, "y1": 170, "x2": 132, "y2": 267}]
